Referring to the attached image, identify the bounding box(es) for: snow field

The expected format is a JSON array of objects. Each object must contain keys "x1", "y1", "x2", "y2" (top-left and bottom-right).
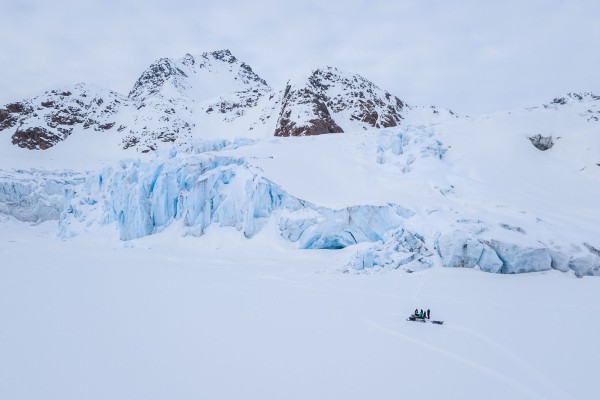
[{"x1": 0, "y1": 220, "x2": 597, "y2": 400}]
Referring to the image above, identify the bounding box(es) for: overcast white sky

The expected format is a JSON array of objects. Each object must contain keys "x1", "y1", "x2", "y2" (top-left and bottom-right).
[{"x1": 1, "y1": 0, "x2": 599, "y2": 114}]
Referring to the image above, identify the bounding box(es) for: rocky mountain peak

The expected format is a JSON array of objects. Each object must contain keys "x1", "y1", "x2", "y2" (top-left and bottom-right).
[
  {"x1": 128, "y1": 49, "x2": 269, "y2": 103},
  {"x1": 128, "y1": 58, "x2": 185, "y2": 100},
  {"x1": 206, "y1": 49, "x2": 236, "y2": 63},
  {"x1": 274, "y1": 66, "x2": 407, "y2": 137},
  {"x1": 0, "y1": 83, "x2": 129, "y2": 150},
  {"x1": 1, "y1": 51, "x2": 454, "y2": 152}
]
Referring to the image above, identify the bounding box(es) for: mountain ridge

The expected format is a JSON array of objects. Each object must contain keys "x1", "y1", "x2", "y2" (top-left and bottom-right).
[{"x1": 0, "y1": 49, "x2": 453, "y2": 152}]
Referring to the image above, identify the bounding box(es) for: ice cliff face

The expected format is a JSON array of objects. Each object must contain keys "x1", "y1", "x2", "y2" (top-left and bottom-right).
[
  {"x1": 81, "y1": 155, "x2": 412, "y2": 244},
  {"x1": 1, "y1": 140, "x2": 598, "y2": 277},
  {"x1": 1, "y1": 51, "x2": 598, "y2": 279},
  {"x1": 345, "y1": 223, "x2": 600, "y2": 278},
  {"x1": 0, "y1": 144, "x2": 413, "y2": 248},
  {"x1": 0, "y1": 169, "x2": 85, "y2": 222}
]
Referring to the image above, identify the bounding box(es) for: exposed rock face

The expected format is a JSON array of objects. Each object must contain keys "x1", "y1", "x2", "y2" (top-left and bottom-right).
[
  {"x1": 275, "y1": 84, "x2": 343, "y2": 137},
  {"x1": 548, "y1": 92, "x2": 600, "y2": 106},
  {"x1": 541, "y1": 92, "x2": 600, "y2": 123},
  {"x1": 1, "y1": 50, "x2": 419, "y2": 150},
  {"x1": 274, "y1": 67, "x2": 407, "y2": 137},
  {"x1": 1, "y1": 102, "x2": 33, "y2": 131},
  {"x1": 0, "y1": 108, "x2": 19, "y2": 130},
  {"x1": 129, "y1": 50, "x2": 268, "y2": 102},
  {"x1": 0, "y1": 84, "x2": 128, "y2": 150},
  {"x1": 528, "y1": 134, "x2": 554, "y2": 151},
  {"x1": 124, "y1": 49, "x2": 273, "y2": 151},
  {"x1": 311, "y1": 68, "x2": 405, "y2": 129},
  {"x1": 128, "y1": 57, "x2": 189, "y2": 101},
  {"x1": 12, "y1": 127, "x2": 61, "y2": 150}
]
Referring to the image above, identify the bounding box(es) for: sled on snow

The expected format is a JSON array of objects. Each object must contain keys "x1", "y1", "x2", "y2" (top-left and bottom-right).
[{"x1": 407, "y1": 315, "x2": 444, "y2": 325}]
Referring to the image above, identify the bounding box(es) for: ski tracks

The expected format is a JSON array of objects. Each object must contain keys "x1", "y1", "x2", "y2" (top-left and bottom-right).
[
  {"x1": 445, "y1": 322, "x2": 574, "y2": 400},
  {"x1": 363, "y1": 319, "x2": 573, "y2": 400}
]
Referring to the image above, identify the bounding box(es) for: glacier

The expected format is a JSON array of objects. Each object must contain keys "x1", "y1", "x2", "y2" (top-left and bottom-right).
[
  {"x1": 0, "y1": 150, "x2": 413, "y2": 250},
  {"x1": 0, "y1": 169, "x2": 85, "y2": 223},
  {"x1": 1, "y1": 125, "x2": 599, "y2": 277}
]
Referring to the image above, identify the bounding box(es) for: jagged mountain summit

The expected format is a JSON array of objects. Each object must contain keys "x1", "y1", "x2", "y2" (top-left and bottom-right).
[
  {"x1": 273, "y1": 67, "x2": 407, "y2": 137},
  {"x1": 122, "y1": 50, "x2": 275, "y2": 151},
  {"x1": 128, "y1": 50, "x2": 269, "y2": 102},
  {"x1": 0, "y1": 83, "x2": 130, "y2": 150},
  {"x1": 1, "y1": 49, "x2": 450, "y2": 153}
]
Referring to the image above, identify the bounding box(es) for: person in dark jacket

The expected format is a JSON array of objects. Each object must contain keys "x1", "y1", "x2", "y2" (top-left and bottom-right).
[
  {"x1": 426, "y1": 309, "x2": 430, "y2": 319},
  {"x1": 414, "y1": 308, "x2": 418, "y2": 317}
]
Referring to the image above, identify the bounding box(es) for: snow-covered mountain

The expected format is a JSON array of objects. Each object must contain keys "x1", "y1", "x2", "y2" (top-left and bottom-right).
[
  {"x1": 0, "y1": 83, "x2": 130, "y2": 150},
  {"x1": 2, "y1": 49, "x2": 441, "y2": 152},
  {"x1": 128, "y1": 50, "x2": 269, "y2": 102},
  {"x1": 273, "y1": 66, "x2": 407, "y2": 136},
  {"x1": 0, "y1": 49, "x2": 599, "y2": 278},
  {"x1": 3, "y1": 49, "x2": 600, "y2": 400},
  {"x1": 123, "y1": 50, "x2": 274, "y2": 150}
]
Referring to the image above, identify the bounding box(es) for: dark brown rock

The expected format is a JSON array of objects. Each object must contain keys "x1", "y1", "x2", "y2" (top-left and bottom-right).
[
  {"x1": 6, "y1": 102, "x2": 27, "y2": 113},
  {"x1": 0, "y1": 109, "x2": 18, "y2": 130},
  {"x1": 47, "y1": 110, "x2": 85, "y2": 128},
  {"x1": 273, "y1": 68, "x2": 406, "y2": 137},
  {"x1": 12, "y1": 127, "x2": 64, "y2": 150},
  {"x1": 274, "y1": 85, "x2": 343, "y2": 137}
]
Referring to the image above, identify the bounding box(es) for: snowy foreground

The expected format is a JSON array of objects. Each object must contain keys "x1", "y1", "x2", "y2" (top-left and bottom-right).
[{"x1": 0, "y1": 218, "x2": 598, "y2": 400}]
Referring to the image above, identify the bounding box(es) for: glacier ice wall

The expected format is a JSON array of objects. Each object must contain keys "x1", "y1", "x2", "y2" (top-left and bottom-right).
[
  {"x1": 344, "y1": 224, "x2": 600, "y2": 277},
  {"x1": 346, "y1": 228, "x2": 434, "y2": 271},
  {"x1": 0, "y1": 154, "x2": 412, "y2": 249},
  {"x1": 437, "y1": 231, "x2": 504, "y2": 273},
  {"x1": 0, "y1": 170, "x2": 85, "y2": 223},
  {"x1": 281, "y1": 205, "x2": 413, "y2": 250},
  {"x1": 0, "y1": 139, "x2": 599, "y2": 277}
]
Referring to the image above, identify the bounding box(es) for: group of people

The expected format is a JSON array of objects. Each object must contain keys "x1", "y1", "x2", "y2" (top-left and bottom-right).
[{"x1": 414, "y1": 308, "x2": 430, "y2": 319}]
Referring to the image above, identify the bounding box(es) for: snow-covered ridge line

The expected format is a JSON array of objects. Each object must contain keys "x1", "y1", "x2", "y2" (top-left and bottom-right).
[
  {"x1": 128, "y1": 49, "x2": 270, "y2": 102},
  {"x1": 0, "y1": 49, "x2": 458, "y2": 153},
  {"x1": 273, "y1": 66, "x2": 409, "y2": 137}
]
